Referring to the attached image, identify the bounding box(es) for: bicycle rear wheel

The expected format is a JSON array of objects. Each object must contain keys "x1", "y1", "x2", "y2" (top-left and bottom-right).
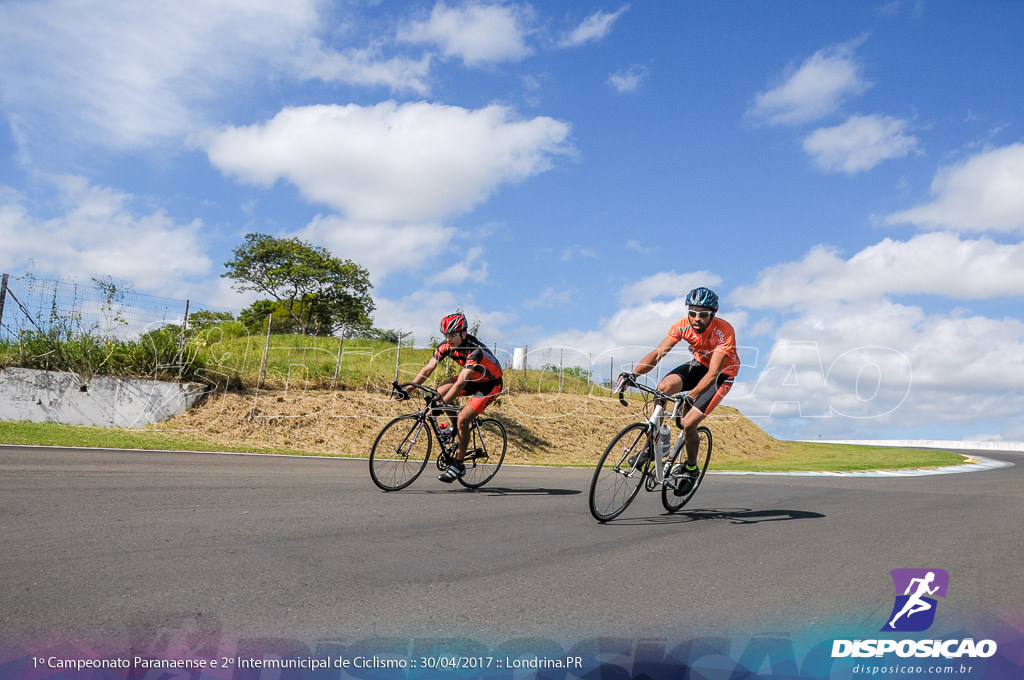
[
  {"x1": 589, "y1": 423, "x2": 652, "y2": 522},
  {"x1": 369, "y1": 414, "x2": 432, "y2": 491},
  {"x1": 661, "y1": 426, "x2": 712, "y2": 512},
  {"x1": 458, "y1": 418, "x2": 507, "y2": 489}
]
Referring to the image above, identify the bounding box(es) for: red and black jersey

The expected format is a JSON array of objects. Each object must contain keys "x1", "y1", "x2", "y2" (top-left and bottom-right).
[{"x1": 433, "y1": 334, "x2": 503, "y2": 383}]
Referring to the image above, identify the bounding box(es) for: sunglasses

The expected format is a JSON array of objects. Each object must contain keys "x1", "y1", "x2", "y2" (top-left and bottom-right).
[{"x1": 688, "y1": 310, "x2": 713, "y2": 320}]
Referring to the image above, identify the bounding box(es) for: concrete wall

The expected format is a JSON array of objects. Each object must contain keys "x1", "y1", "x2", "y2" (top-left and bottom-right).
[{"x1": 0, "y1": 367, "x2": 208, "y2": 428}]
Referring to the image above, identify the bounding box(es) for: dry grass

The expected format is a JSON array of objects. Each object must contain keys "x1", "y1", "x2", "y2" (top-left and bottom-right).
[{"x1": 154, "y1": 384, "x2": 784, "y2": 468}]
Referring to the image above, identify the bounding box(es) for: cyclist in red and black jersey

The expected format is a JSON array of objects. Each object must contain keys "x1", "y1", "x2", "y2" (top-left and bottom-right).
[{"x1": 409, "y1": 312, "x2": 503, "y2": 483}]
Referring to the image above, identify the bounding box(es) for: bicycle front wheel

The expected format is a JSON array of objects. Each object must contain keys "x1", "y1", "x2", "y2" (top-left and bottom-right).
[
  {"x1": 661, "y1": 426, "x2": 713, "y2": 512},
  {"x1": 369, "y1": 414, "x2": 433, "y2": 491},
  {"x1": 459, "y1": 418, "x2": 507, "y2": 489},
  {"x1": 589, "y1": 423, "x2": 651, "y2": 522}
]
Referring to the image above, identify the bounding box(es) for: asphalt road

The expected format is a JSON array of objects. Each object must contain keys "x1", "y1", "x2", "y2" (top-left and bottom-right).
[{"x1": 2, "y1": 445, "x2": 1022, "y2": 659}]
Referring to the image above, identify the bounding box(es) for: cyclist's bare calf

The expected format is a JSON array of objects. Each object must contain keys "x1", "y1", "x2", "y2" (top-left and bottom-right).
[{"x1": 436, "y1": 381, "x2": 479, "y2": 462}]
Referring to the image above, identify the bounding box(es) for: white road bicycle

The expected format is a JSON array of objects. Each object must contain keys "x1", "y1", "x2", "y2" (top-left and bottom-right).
[{"x1": 588, "y1": 374, "x2": 713, "y2": 522}]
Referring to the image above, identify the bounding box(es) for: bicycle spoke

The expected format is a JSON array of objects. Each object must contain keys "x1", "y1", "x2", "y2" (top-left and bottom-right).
[
  {"x1": 661, "y1": 426, "x2": 712, "y2": 512},
  {"x1": 369, "y1": 415, "x2": 432, "y2": 491},
  {"x1": 589, "y1": 423, "x2": 650, "y2": 522},
  {"x1": 458, "y1": 418, "x2": 506, "y2": 489}
]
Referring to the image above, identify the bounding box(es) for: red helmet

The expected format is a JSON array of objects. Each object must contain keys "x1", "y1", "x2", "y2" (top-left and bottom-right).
[{"x1": 439, "y1": 312, "x2": 467, "y2": 335}]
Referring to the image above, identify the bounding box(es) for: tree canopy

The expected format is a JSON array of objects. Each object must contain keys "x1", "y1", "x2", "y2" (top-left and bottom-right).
[{"x1": 222, "y1": 233, "x2": 374, "y2": 336}]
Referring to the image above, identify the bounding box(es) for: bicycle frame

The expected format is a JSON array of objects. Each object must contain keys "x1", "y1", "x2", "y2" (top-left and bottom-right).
[
  {"x1": 617, "y1": 376, "x2": 690, "y2": 489},
  {"x1": 391, "y1": 381, "x2": 461, "y2": 457}
]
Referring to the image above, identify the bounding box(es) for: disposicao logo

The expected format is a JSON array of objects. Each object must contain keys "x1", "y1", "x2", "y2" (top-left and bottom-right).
[
  {"x1": 831, "y1": 568, "x2": 998, "y2": 660},
  {"x1": 882, "y1": 568, "x2": 949, "y2": 632}
]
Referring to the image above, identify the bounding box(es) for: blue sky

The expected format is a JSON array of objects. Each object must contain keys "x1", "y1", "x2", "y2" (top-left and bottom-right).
[{"x1": 2, "y1": 0, "x2": 1023, "y2": 443}]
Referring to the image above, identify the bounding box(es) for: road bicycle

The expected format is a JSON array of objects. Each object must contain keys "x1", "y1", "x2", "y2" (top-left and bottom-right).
[
  {"x1": 369, "y1": 381, "x2": 507, "y2": 491},
  {"x1": 588, "y1": 374, "x2": 713, "y2": 522}
]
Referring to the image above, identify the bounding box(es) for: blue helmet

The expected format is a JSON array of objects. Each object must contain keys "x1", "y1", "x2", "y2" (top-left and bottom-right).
[{"x1": 685, "y1": 287, "x2": 719, "y2": 311}]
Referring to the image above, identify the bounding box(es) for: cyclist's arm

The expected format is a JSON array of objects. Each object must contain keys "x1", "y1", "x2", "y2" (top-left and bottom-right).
[
  {"x1": 442, "y1": 364, "x2": 478, "y2": 405},
  {"x1": 687, "y1": 350, "x2": 727, "y2": 401},
  {"x1": 411, "y1": 356, "x2": 440, "y2": 385},
  {"x1": 633, "y1": 335, "x2": 679, "y2": 376}
]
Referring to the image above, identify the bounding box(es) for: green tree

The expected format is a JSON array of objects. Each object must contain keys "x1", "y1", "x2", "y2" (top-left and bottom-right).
[{"x1": 223, "y1": 233, "x2": 374, "y2": 336}]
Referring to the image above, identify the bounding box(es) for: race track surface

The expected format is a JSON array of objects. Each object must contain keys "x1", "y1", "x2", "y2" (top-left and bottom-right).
[{"x1": 2, "y1": 445, "x2": 1022, "y2": 656}]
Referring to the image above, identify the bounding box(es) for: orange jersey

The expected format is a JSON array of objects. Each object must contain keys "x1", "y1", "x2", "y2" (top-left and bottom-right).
[{"x1": 667, "y1": 317, "x2": 740, "y2": 377}]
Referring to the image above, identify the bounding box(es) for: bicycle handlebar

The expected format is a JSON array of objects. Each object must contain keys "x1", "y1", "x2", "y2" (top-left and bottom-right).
[
  {"x1": 391, "y1": 380, "x2": 441, "y2": 401},
  {"x1": 391, "y1": 381, "x2": 460, "y2": 413},
  {"x1": 615, "y1": 373, "x2": 692, "y2": 409}
]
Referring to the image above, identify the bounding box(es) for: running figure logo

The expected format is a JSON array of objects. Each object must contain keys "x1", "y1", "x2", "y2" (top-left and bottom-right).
[{"x1": 882, "y1": 568, "x2": 950, "y2": 632}]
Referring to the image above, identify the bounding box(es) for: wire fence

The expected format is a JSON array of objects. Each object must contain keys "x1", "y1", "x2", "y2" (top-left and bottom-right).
[
  {"x1": 0, "y1": 273, "x2": 201, "y2": 342},
  {"x1": 0, "y1": 273, "x2": 666, "y2": 391}
]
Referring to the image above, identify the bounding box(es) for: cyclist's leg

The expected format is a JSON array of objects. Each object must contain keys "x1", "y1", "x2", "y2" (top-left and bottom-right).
[
  {"x1": 456, "y1": 380, "x2": 500, "y2": 461},
  {"x1": 662, "y1": 361, "x2": 710, "y2": 465},
  {"x1": 681, "y1": 373, "x2": 733, "y2": 465}
]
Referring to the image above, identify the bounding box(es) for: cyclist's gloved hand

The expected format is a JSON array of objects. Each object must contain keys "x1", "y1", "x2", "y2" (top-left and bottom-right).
[{"x1": 615, "y1": 372, "x2": 636, "y2": 391}]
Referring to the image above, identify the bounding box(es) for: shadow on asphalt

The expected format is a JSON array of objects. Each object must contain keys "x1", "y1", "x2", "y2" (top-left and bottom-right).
[
  {"x1": 377, "y1": 486, "x2": 582, "y2": 496},
  {"x1": 611, "y1": 507, "x2": 826, "y2": 526},
  {"x1": 475, "y1": 486, "x2": 582, "y2": 496}
]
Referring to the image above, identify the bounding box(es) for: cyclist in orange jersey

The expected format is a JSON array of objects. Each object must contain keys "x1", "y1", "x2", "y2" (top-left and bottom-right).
[
  {"x1": 407, "y1": 312, "x2": 503, "y2": 483},
  {"x1": 623, "y1": 287, "x2": 740, "y2": 485}
]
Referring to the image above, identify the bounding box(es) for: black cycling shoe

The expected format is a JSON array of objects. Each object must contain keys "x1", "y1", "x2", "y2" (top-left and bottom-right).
[
  {"x1": 627, "y1": 450, "x2": 651, "y2": 468},
  {"x1": 438, "y1": 461, "x2": 466, "y2": 483},
  {"x1": 673, "y1": 463, "x2": 700, "y2": 496}
]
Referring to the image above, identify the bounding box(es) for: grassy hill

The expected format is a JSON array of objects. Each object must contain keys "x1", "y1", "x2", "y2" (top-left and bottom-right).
[
  {"x1": 2, "y1": 331, "x2": 965, "y2": 471},
  {"x1": 150, "y1": 384, "x2": 962, "y2": 472}
]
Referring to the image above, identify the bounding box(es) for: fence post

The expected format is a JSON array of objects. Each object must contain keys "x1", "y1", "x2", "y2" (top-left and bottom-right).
[
  {"x1": 0, "y1": 274, "x2": 8, "y2": 332},
  {"x1": 523, "y1": 344, "x2": 528, "y2": 391},
  {"x1": 394, "y1": 330, "x2": 402, "y2": 382},
  {"x1": 258, "y1": 314, "x2": 272, "y2": 390},
  {"x1": 332, "y1": 328, "x2": 345, "y2": 390}
]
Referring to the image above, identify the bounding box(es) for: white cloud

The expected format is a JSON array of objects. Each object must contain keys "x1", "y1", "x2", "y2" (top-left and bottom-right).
[
  {"x1": 558, "y1": 6, "x2": 629, "y2": 48},
  {"x1": 433, "y1": 246, "x2": 490, "y2": 286},
  {"x1": 292, "y1": 215, "x2": 454, "y2": 286},
  {"x1": 0, "y1": 0, "x2": 323, "y2": 150},
  {"x1": 803, "y1": 114, "x2": 919, "y2": 174},
  {"x1": 608, "y1": 65, "x2": 647, "y2": 94},
  {"x1": 560, "y1": 245, "x2": 598, "y2": 261},
  {"x1": 619, "y1": 271, "x2": 721, "y2": 306},
  {"x1": 749, "y1": 39, "x2": 871, "y2": 126},
  {"x1": 728, "y1": 232, "x2": 1024, "y2": 439},
  {"x1": 371, "y1": 289, "x2": 515, "y2": 348},
  {"x1": 296, "y1": 43, "x2": 434, "y2": 95},
  {"x1": 397, "y1": 2, "x2": 534, "y2": 66},
  {"x1": 202, "y1": 101, "x2": 572, "y2": 223},
  {"x1": 733, "y1": 232, "x2": 1024, "y2": 309},
  {"x1": 523, "y1": 286, "x2": 576, "y2": 310},
  {"x1": 0, "y1": 177, "x2": 211, "y2": 293},
  {"x1": 533, "y1": 271, "x2": 729, "y2": 368},
  {"x1": 730, "y1": 300, "x2": 1024, "y2": 440},
  {"x1": 885, "y1": 143, "x2": 1024, "y2": 232}
]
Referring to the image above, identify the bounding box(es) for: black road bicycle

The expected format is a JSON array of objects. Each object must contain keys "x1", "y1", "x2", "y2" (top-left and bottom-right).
[
  {"x1": 588, "y1": 375, "x2": 713, "y2": 522},
  {"x1": 369, "y1": 381, "x2": 507, "y2": 491}
]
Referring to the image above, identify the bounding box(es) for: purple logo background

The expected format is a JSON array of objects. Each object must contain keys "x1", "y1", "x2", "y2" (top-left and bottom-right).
[{"x1": 882, "y1": 568, "x2": 950, "y2": 632}]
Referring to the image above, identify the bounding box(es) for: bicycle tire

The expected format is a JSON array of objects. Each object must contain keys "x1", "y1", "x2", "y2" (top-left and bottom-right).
[
  {"x1": 369, "y1": 414, "x2": 433, "y2": 491},
  {"x1": 661, "y1": 426, "x2": 712, "y2": 512},
  {"x1": 589, "y1": 422, "x2": 652, "y2": 522},
  {"x1": 458, "y1": 418, "x2": 507, "y2": 489}
]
